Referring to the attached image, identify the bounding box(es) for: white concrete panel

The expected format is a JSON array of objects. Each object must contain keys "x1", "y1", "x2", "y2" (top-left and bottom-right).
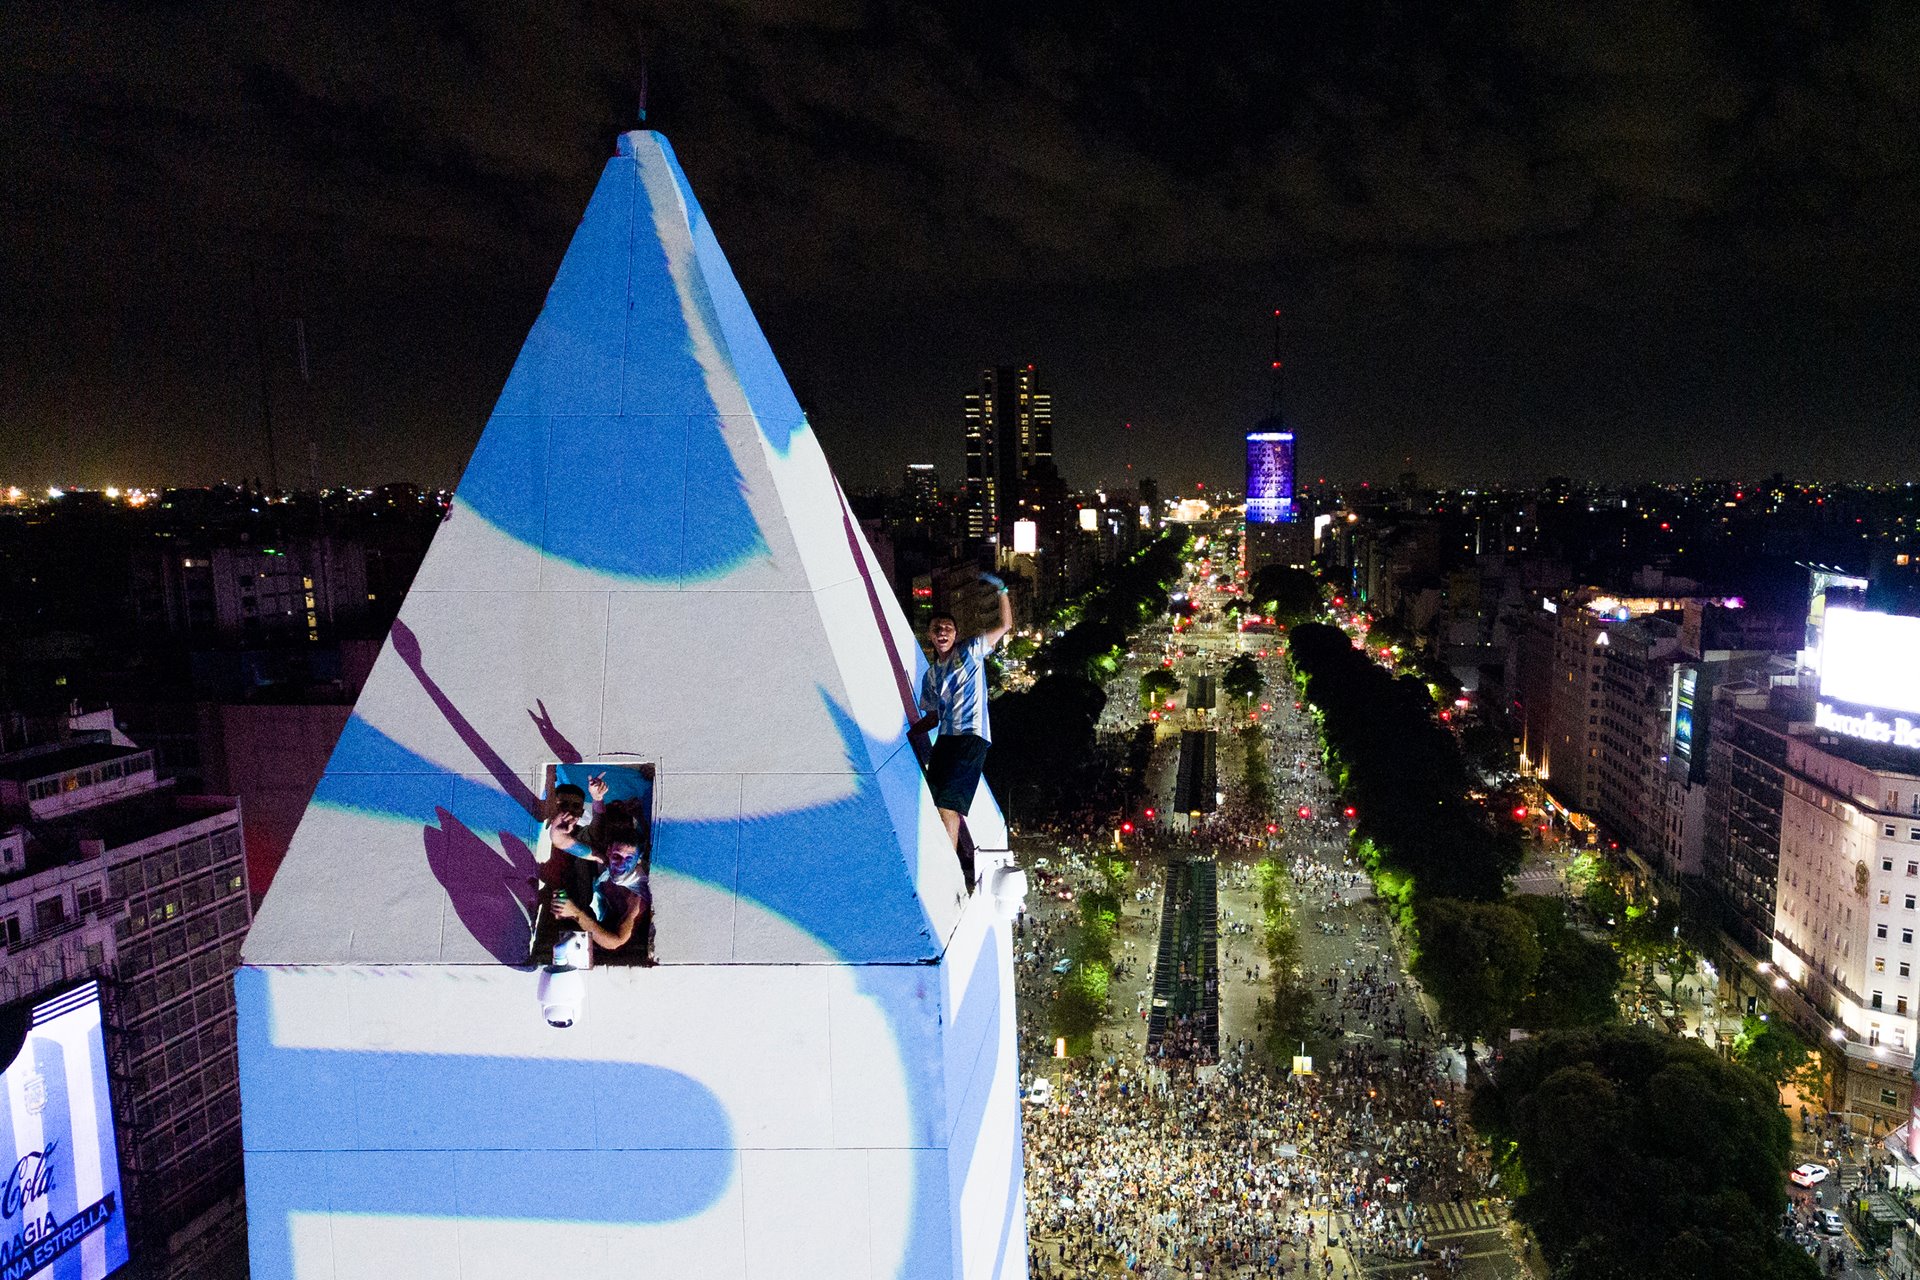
[
  {"x1": 735, "y1": 770, "x2": 937, "y2": 963},
  {"x1": 600, "y1": 590, "x2": 856, "y2": 778},
  {"x1": 964, "y1": 780, "x2": 1010, "y2": 854},
  {"x1": 587, "y1": 966, "x2": 836, "y2": 1149},
  {"x1": 246, "y1": 803, "x2": 459, "y2": 966},
  {"x1": 815, "y1": 575, "x2": 925, "y2": 764},
  {"x1": 867, "y1": 1146, "x2": 951, "y2": 1280},
  {"x1": 327, "y1": 1152, "x2": 463, "y2": 1280},
  {"x1": 408, "y1": 483, "x2": 549, "y2": 598},
  {"x1": 367, "y1": 589, "x2": 611, "y2": 782},
  {"x1": 686, "y1": 416, "x2": 812, "y2": 596},
  {"x1": 759, "y1": 427, "x2": 860, "y2": 597},
  {"x1": 741, "y1": 1148, "x2": 873, "y2": 1280},
  {"x1": 649, "y1": 771, "x2": 740, "y2": 963},
  {"x1": 830, "y1": 964, "x2": 943, "y2": 1150}
]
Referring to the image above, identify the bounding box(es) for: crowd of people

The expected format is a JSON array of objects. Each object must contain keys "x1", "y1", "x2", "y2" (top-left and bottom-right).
[{"x1": 1013, "y1": 637, "x2": 1515, "y2": 1278}]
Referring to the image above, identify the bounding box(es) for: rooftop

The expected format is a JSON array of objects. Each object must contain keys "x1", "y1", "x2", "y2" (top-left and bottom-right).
[
  {"x1": 5, "y1": 784, "x2": 237, "y2": 885},
  {"x1": 0, "y1": 740, "x2": 143, "y2": 784}
]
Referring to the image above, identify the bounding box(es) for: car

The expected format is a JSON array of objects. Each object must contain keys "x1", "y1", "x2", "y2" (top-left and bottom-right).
[
  {"x1": 1790, "y1": 1163, "x2": 1830, "y2": 1188},
  {"x1": 1052, "y1": 957, "x2": 1074, "y2": 974},
  {"x1": 1818, "y1": 1210, "x2": 1844, "y2": 1236}
]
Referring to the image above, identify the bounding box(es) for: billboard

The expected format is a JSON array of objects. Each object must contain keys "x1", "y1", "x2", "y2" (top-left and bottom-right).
[
  {"x1": 1817, "y1": 608, "x2": 1920, "y2": 751},
  {"x1": 1245, "y1": 431, "x2": 1296, "y2": 525},
  {"x1": 1671, "y1": 667, "x2": 1697, "y2": 768},
  {"x1": 0, "y1": 981, "x2": 130, "y2": 1280}
]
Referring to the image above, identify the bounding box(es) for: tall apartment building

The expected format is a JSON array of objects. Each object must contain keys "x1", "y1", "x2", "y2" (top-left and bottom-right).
[
  {"x1": 1593, "y1": 615, "x2": 1682, "y2": 856},
  {"x1": 0, "y1": 722, "x2": 252, "y2": 1258},
  {"x1": 131, "y1": 533, "x2": 370, "y2": 641},
  {"x1": 1541, "y1": 602, "x2": 1615, "y2": 815},
  {"x1": 1769, "y1": 731, "x2": 1920, "y2": 1129},
  {"x1": 902, "y1": 463, "x2": 940, "y2": 529},
  {"x1": 962, "y1": 365, "x2": 1053, "y2": 546}
]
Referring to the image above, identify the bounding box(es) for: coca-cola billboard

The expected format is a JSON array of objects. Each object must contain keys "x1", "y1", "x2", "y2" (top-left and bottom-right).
[{"x1": 0, "y1": 982, "x2": 129, "y2": 1279}]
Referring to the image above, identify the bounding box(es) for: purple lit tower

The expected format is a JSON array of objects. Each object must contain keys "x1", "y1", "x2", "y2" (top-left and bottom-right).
[
  {"x1": 1244, "y1": 416, "x2": 1311, "y2": 572},
  {"x1": 237, "y1": 132, "x2": 1030, "y2": 1280}
]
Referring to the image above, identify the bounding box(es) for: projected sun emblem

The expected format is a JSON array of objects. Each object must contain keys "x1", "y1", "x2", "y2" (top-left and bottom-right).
[{"x1": 21, "y1": 1071, "x2": 47, "y2": 1115}]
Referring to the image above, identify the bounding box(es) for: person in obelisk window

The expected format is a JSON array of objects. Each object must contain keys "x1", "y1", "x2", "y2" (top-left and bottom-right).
[
  {"x1": 919, "y1": 571, "x2": 1014, "y2": 856},
  {"x1": 551, "y1": 803, "x2": 650, "y2": 963}
]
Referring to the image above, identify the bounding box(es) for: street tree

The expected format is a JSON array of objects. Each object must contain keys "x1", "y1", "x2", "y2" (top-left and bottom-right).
[
  {"x1": 1412, "y1": 898, "x2": 1542, "y2": 1055},
  {"x1": 1140, "y1": 667, "x2": 1181, "y2": 706},
  {"x1": 1512, "y1": 895, "x2": 1621, "y2": 1030},
  {"x1": 1731, "y1": 1016, "x2": 1812, "y2": 1091},
  {"x1": 1248, "y1": 565, "x2": 1322, "y2": 626},
  {"x1": 1473, "y1": 1026, "x2": 1816, "y2": 1280},
  {"x1": 1222, "y1": 652, "x2": 1265, "y2": 704}
]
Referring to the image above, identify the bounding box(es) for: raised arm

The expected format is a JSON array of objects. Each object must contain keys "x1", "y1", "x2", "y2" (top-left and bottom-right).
[{"x1": 981, "y1": 573, "x2": 1014, "y2": 648}]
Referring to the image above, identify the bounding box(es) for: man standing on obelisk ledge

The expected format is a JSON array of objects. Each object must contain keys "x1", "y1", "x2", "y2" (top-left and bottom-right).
[{"x1": 920, "y1": 572, "x2": 1014, "y2": 859}]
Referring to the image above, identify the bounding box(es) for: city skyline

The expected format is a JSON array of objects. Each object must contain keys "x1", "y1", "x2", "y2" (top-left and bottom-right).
[{"x1": 5, "y1": 3, "x2": 1920, "y2": 493}]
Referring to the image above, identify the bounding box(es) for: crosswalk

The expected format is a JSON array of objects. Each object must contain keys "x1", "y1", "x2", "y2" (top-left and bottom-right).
[
  {"x1": 1414, "y1": 1200, "x2": 1504, "y2": 1234},
  {"x1": 1510, "y1": 868, "x2": 1563, "y2": 896},
  {"x1": 1342, "y1": 1199, "x2": 1505, "y2": 1248}
]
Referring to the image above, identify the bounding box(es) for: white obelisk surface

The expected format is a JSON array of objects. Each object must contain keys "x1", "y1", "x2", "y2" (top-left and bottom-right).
[{"x1": 238, "y1": 130, "x2": 1027, "y2": 1280}]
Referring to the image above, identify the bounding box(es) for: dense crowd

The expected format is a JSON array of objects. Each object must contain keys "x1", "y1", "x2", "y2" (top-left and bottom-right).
[
  {"x1": 1018, "y1": 830, "x2": 1504, "y2": 1278},
  {"x1": 1011, "y1": 621, "x2": 1525, "y2": 1279}
]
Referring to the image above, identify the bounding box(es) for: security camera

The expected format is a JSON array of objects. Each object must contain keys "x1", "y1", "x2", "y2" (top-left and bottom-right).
[{"x1": 537, "y1": 966, "x2": 585, "y2": 1029}]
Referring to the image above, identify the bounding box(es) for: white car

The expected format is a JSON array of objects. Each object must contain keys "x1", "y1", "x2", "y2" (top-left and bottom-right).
[
  {"x1": 1789, "y1": 1163, "x2": 1830, "y2": 1188},
  {"x1": 1818, "y1": 1209, "x2": 1845, "y2": 1236}
]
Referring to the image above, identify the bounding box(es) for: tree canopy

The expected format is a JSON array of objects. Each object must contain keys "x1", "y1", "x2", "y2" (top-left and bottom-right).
[
  {"x1": 1288, "y1": 622, "x2": 1521, "y2": 905},
  {"x1": 1222, "y1": 653, "x2": 1265, "y2": 703},
  {"x1": 1413, "y1": 898, "x2": 1541, "y2": 1050},
  {"x1": 1473, "y1": 1027, "x2": 1816, "y2": 1280},
  {"x1": 1249, "y1": 565, "x2": 1323, "y2": 627}
]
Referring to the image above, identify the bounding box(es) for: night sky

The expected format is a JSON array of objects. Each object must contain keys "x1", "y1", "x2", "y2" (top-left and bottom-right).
[{"x1": 4, "y1": 1, "x2": 1918, "y2": 493}]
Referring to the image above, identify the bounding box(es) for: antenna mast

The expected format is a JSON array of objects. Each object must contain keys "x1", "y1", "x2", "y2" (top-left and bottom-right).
[{"x1": 1269, "y1": 307, "x2": 1285, "y2": 420}]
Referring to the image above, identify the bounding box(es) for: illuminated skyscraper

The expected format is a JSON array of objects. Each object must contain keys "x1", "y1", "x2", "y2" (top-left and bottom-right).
[
  {"x1": 1245, "y1": 424, "x2": 1297, "y2": 526},
  {"x1": 963, "y1": 365, "x2": 1053, "y2": 546},
  {"x1": 1244, "y1": 415, "x2": 1311, "y2": 571},
  {"x1": 902, "y1": 462, "x2": 939, "y2": 528}
]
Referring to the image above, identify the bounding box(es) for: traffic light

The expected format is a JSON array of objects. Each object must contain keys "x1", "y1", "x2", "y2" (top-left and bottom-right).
[
  {"x1": 1513, "y1": 805, "x2": 1529, "y2": 820},
  {"x1": 1342, "y1": 806, "x2": 1357, "y2": 820},
  {"x1": 1298, "y1": 805, "x2": 1311, "y2": 820},
  {"x1": 1266, "y1": 823, "x2": 1277, "y2": 835},
  {"x1": 1121, "y1": 821, "x2": 1134, "y2": 834},
  {"x1": 1144, "y1": 808, "x2": 1156, "y2": 820}
]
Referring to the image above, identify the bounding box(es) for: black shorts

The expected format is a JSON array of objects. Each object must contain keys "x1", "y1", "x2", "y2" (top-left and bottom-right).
[{"x1": 927, "y1": 732, "x2": 990, "y2": 813}]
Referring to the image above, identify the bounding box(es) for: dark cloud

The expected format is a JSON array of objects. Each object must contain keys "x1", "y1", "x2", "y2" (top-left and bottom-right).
[{"x1": 2, "y1": 0, "x2": 1918, "y2": 492}]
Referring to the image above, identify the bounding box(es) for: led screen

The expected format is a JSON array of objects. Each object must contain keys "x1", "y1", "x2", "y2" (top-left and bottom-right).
[
  {"x1": 1820, "y1": 608, "x2": 1920, "y2": 717},
  {"x1": 0, "y1": 981, "x2": 130, "y2": 1280},
  {"x1": 1245, "y1": 432, "x2": 1296, "y2": 525}
]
